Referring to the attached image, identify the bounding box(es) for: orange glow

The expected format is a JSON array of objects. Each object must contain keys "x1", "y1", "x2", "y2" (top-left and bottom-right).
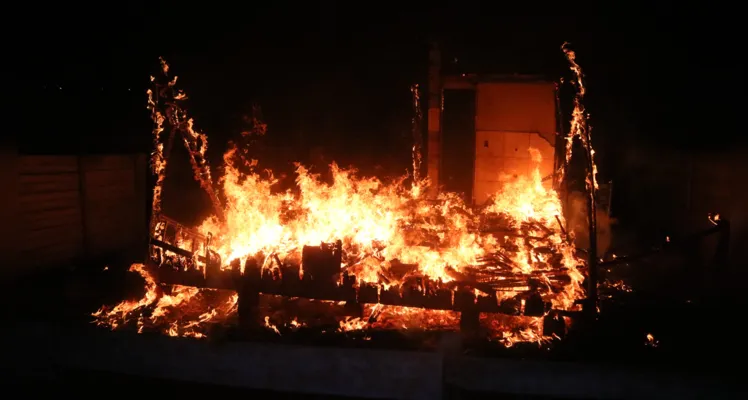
[{"x1": 94, "y1": 48, "x2": 602, "y2": 346}]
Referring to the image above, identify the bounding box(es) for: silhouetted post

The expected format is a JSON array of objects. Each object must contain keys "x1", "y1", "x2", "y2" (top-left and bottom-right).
[
  {"x1": 238, "y1": 256, "x2": 262, "y2": 332},
  {"x1": 411, "y1": 83, "x2": 423, "y2": 182},
  {"x1": 715, "y1": 218, "x2": 730, "y2": 270},
  {"x1": 427, "y1": 42, "x2": 441, "y2": 198},
  {"x1": 585, "y1": 202, "x2": 598, "y2": 320},
  {"x1": 0, "y1": 144, "x2": 19, "y2": 278}
]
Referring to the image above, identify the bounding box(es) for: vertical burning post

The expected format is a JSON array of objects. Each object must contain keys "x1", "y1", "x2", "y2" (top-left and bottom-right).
[
  {"x1": 426, "y1": 42, "x2": 442, "y2": 198},
  {"x1": 561, "y1": 43, "x2": 599, "y2": 317},
  {"x1": 147, "y1": 58, "x2": 225, "y2": 224},
  {"x1": 410, "y1": 83, "x2": 423, "y2": 187}
]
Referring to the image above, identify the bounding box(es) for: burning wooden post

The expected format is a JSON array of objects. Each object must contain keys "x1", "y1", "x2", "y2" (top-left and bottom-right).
[
  {"x1": 583, "y1": 150, "x2": 599, "y2": 320},
  {"x1": 561, "y1": 43, "x2": 599, "y2": 319},
  {"x1": 238, "y1": 256, "x2": 262, "y2": 331},
  {"x1": 411, "y1": 83, "x2": 423, "y2": 183},
  {"x1": 714, "y1": 216, "x2": 730, "y2": 270},
  {"x1": 301, "y1": 241, "x2": 342, "y2": 295},
  {"x1": 147, "y1": 58, "x2": 225, "y2": 224},
  {"x1": 426, "y1": 42, "x2": 441, "y2": 198}
]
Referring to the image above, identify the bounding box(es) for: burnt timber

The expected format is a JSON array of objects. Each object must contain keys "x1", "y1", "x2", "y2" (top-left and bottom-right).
[
  {"x1": 149, "y1": 249, "x2": 564, "y2": 318},
  {"x1": 148, "y1": 209, "x2": 731, "y2": 337},
  {"x1": 148, "y1": 217, "x2": 574, "y2": 335}
]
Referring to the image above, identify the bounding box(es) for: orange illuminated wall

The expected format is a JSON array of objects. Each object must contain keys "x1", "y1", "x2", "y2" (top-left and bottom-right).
[{"x1": 473, "y1": 82, "x2": 557, "y2": 204}]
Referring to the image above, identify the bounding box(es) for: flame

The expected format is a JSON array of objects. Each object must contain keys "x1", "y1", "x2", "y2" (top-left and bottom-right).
[
  {"x1": 146, "y1": 88, "x2": 166, "y2": 216},
  {"x1": 92, "y1": 264, "x2": 237, "y2": 337},
  {"x1": 200, "y1": 147, "x2": 583, "y2": 309},
  {"x1": 95, "y1": 47, "x2": 603, "y2": 346},
  {"x1": 410, "y1": 83, "x2": 423, "y2": 186},
  {"x1": 558, "y1": 42, "x2": 598, "y2": 192},
  {"x1": 646, "y1": 333, "x2": 659, "y2": 347},
  {"x1": 337, "y1": 304, "x2": 459, "y2": 333}
]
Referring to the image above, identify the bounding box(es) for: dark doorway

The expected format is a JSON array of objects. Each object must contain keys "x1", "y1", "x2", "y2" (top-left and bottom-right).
[{"x1": 441, "y1": 89, "x2": 476, "y2": 202}]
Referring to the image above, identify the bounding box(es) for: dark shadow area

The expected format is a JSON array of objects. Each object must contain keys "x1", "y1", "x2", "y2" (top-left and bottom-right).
[{"x1": 4, "y1": 368, "x2": 368, "y2": 399}]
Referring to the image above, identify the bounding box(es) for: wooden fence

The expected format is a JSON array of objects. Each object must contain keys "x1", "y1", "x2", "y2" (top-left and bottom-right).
[{"x1": 0, "y1": 147, "x2": 147, "y2": 277}]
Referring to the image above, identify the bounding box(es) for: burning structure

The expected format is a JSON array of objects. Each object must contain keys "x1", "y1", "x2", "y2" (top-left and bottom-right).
[
  {"x1": 94, "y1": 44, "x2": 600, "y2": 346},
  {"x1": 425, "y1": 43, "x2": 558, "y2": 205}
]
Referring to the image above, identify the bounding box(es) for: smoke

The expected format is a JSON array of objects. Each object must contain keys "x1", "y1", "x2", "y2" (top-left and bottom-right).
[{"x1": 566, "y1": 190, "x2": 613, "y2": 257}]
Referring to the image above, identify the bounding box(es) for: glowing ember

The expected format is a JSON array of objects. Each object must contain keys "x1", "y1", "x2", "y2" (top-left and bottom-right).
[
  {"x1": 646, "y1": 333, "x2": 659, "y2": 348},
  {"x1": 92, "y1": 264, "x2": 237, "y2": 338},
  {"x1": 93, "y1": 45, "x2": 604, "y2": 346}
]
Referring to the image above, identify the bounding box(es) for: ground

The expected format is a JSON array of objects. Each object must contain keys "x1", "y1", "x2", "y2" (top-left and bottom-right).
[
  {"x1": 10, "y1": 368, "x2": 570, "y2": 399},
  {"x1": 2, "y1": 257, "x2": 746, "y2": 398}
]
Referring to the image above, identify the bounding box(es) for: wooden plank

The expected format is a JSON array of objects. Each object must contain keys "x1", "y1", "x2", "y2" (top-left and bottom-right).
[
  {"x1": 17, "y1": 240, "x2": 81, "y2": 267},
  {"x1": 88, "y1": 235, "x2": 135, "y2": 254},
  {"x1": 87, "y1": 224, "x2": 138, "y2": 256},
  {"x1": 18, "y1": 240, "x2": 82, "y2": 261},
  {"x1": 18, "y1": 190, "x2": 80, "y2": 213},
  {"x1": 20, "y1": 206, "x2": 82, "y2": 231},
  {"x1": 17, "y1": 226, "x2": 83, "y2": 254},
  {"x1": 18, "y1": 222, "x2": 83, "y2": 244},
  {"x1": 18, "y1": 155, "x2": 78, "y2": 174},
  {"x1": 86, "y1": 210, "x2": 135, "y2": 232},
  {"x1": 85, "y1": 184, "x2": 135, "y2": 203},
  {"x1": 86, "y1": 213, "x2": 135, "y2": 235},
  {"x1": 86, "y1": 220, "x2": 134, "y2": 237},
  {"x1": 88, "y1": 235, "x2": 135, "y2": 255},
  {"x1": 84, "y1": 199, "x2": 136, "y2": 222},
  {"x1": 18, "y1": 173, "x2": 79, "y2": 195},
  {"x1": 84, "y1": 169, "x2": 134, "y2": 188},
  {"x1": 81, "y1": 155, "x2": 135, "y2": 171}
]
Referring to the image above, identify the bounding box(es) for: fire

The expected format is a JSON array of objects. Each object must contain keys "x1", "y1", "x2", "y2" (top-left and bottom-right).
[
  {"x1": 558, "y1": 42, "x2": 597, "y2": 191},
  {"x1": 645, "y1": 333, "x2": 659, "y2": 348},
  {"x1": 196, "y1": 145, "x2": 584, "y2": 311},
  {"x1": 202, "y1": 153, "x2": 504, "y2": 285},
  {"x1": 92, "y1": 264, "x2": 237, "y2": 337},
  {"x1": 93, "y1": 44, "x2": 606, "y2": 346}
]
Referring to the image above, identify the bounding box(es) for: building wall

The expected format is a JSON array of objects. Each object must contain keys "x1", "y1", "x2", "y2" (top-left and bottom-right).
[{"x1": 473, "y1": 82, "x2": 557, "y2": 204}]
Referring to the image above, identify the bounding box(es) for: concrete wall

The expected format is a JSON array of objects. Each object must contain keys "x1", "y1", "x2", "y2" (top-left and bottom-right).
[
  {"x1": 0, "y1": 147, "x2": 147, "y2": 277},
  {"x1": 473, "y1": 82, "x2": 557, "y2": 204}
]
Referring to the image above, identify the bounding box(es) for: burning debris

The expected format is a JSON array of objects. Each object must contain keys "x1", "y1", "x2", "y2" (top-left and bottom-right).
[
  {"x1": 93, "y1": 44, "x2": 607, "y2": 347},
  {"x1": 645, "y1": 333, "x2": 659, "y2": 348},
  {"x1": 92, "y1": 264, "x2": 238, "y2": 338}
]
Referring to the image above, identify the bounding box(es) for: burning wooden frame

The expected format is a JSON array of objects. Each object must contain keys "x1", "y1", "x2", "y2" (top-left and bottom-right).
[
  {"x1": 147, "y1": 211, "x2": 579, "y2": 339},
  {"x1": 96, "y1": 48, "x2": 616, "y2": 343}
]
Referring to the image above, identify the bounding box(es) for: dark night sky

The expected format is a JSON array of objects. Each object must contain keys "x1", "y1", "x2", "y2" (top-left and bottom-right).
[{"x1": 13, "y1": 4, "x2": 744, "y2": 182}]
